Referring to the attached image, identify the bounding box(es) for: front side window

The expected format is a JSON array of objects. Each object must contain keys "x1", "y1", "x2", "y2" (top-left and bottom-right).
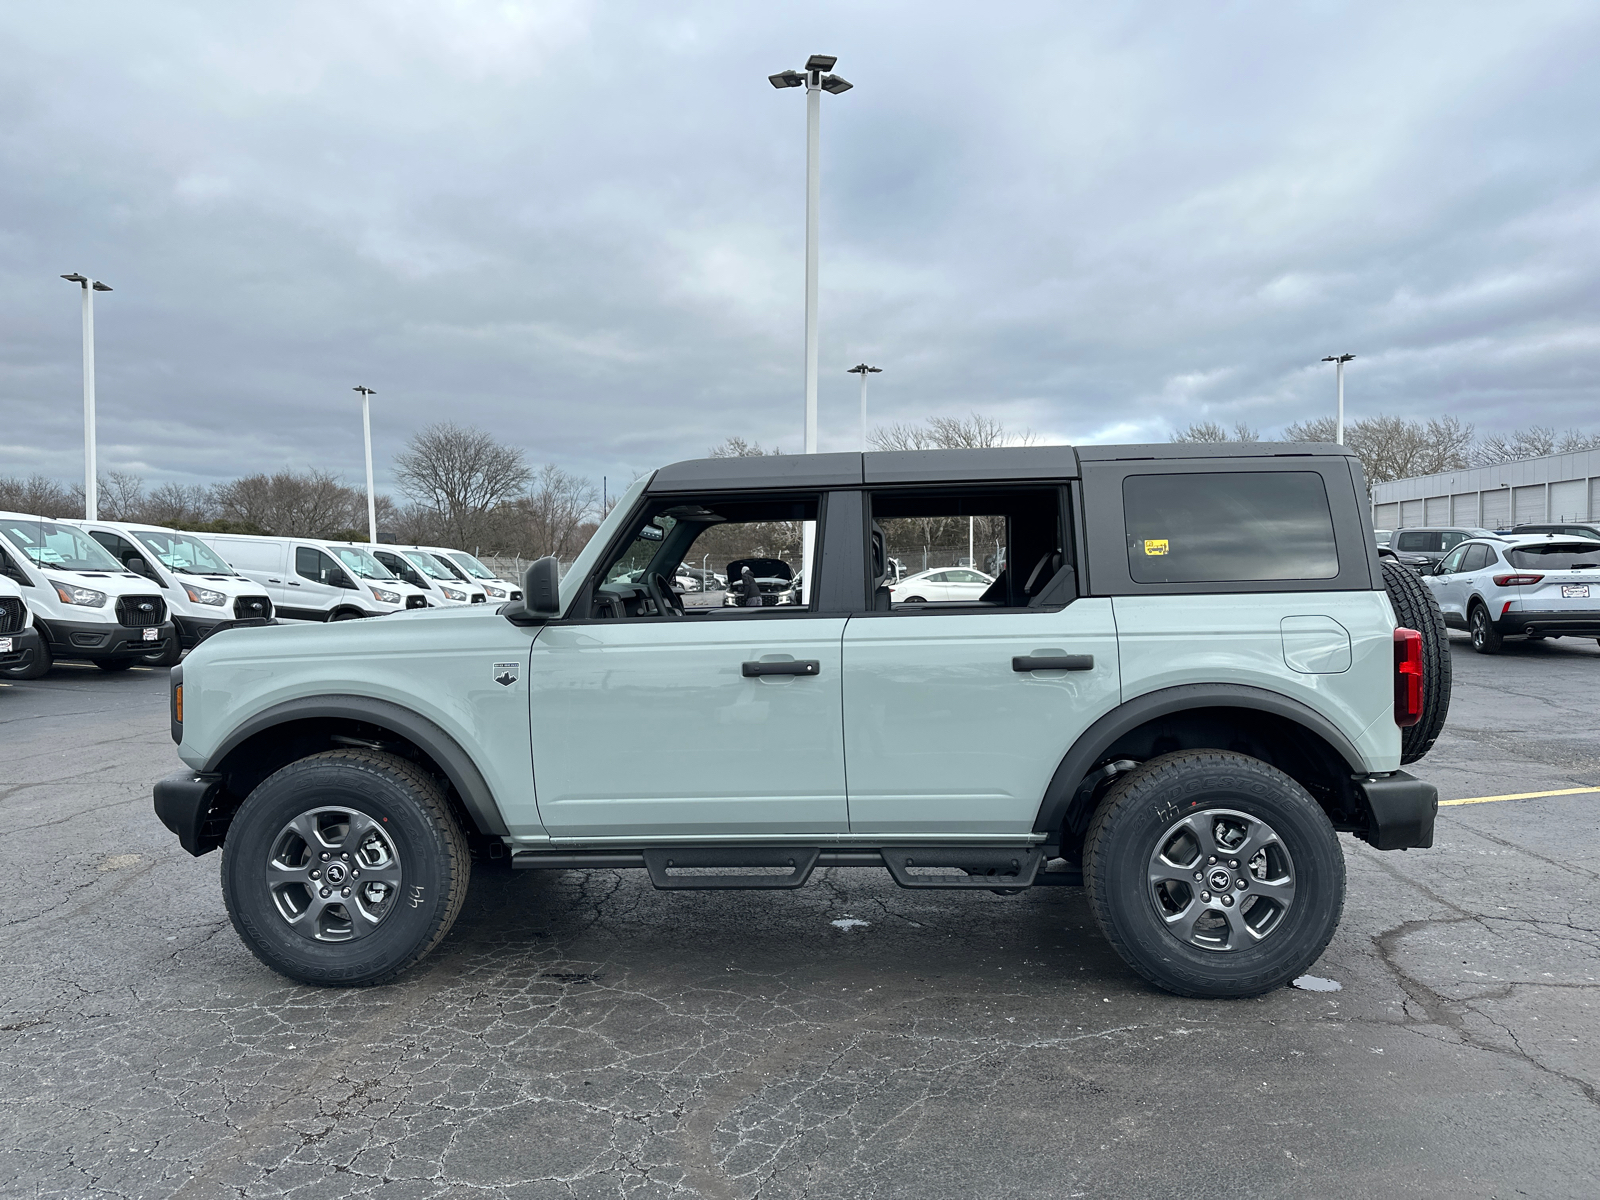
[
  {"x1": 0, "y1": 519, "x2": 123, "y2": 572},
  {"x1": 445, "y1": 551, "x2": 498, "y2": 580},
  {"x1": 296, "y1": 546, "x2": 345, "y2": 585},
  {"x1": 333, "y1": 547, "x2": 395, "y2": 580},
  {"x1": 1507, "y1": 543, "x2": 1600, "y2": 570},
  {"x1": 1124, "y1": 472, "x2": 1338, "y2": 584},
  {"x1": 1437, "y1": 546, "x2": 1469, "y2": 574}
]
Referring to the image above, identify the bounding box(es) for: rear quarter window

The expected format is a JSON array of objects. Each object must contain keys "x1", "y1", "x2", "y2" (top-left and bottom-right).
[{"x1": 1123, "y1": 471, "x2": 1339, "y2": 584}]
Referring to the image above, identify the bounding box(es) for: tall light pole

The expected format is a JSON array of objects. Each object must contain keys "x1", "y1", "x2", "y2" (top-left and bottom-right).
[
  {"x1": 771, "y1": 55, "x2": 852, "y2": 597},
  {"x1": 61, "y1": 273, "x2": 112, "y2": 519},
  {"x1": 846, "y1": 363, "x2": 881, "y2": 451},
  {"x1": 353, "y1": 386, "x2": 378, "y2": 543},
  {"x1": 1321, "y1": 354, "x2": 1355, "y2": 445}
]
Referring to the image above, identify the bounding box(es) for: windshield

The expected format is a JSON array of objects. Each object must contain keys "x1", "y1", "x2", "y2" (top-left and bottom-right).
[
  {"x1": 403, "y1": 551, "x2": 457, "y2": 580},
  {"x1": 1508, "y1": 544, "x2": 1600, "y2": 570},
  {"x1": 333, "y1": 547, "x2": 396, "y2": 580},
  {"x1": 0, "y1": 518, "x2": 124, "y2": 572},
  {"x1": 444, "y1": 551, "x2": 498, "y2": 580},
  {"x1": 132, "y1": 529, "x2": 233, "y2": 575}
]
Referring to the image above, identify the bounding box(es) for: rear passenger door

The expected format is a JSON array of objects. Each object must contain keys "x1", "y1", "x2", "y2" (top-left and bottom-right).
[{"x1": 841, "y1": 485, "x2": 1121, "y2": 836}]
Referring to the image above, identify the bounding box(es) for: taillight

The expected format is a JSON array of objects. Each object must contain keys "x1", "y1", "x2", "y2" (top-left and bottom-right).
[
  {"x1": 1493, "y1": 573, "x2": 1543, "y2": 586},
  {"x1": 1394, "y1": 628, "x2": 1423, "y2": 728}
]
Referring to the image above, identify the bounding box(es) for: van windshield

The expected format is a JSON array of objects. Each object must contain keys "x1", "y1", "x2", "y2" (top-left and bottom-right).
[
  {"x1": 333, "y1": 547, "x2": 396, "y2": 580},
  {"x1": 132, "y1": 530, "x2": 234, "y2": 575},
  {"x1": 403, "y1": 551, "x2": 457, "y2": 580},
  {"x1": 445, "y1": 551, "x2": 498, "y2": 580},
  {"x1": 0, "y1": 519, "x2": 124, "y2": 572}
]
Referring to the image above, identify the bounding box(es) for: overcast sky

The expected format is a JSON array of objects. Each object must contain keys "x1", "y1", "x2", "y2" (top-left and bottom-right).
[{"x1": 2, "y1": 1, "x2": 1597, "y2": 498}]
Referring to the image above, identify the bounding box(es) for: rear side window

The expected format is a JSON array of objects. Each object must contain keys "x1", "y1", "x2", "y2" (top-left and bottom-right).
[
  {"x1": 1394, "y1": 531, "x2": 1439, "y2": 553},
  {"x1": 1123, "y1": 472, "x2": 1339, "y2": 584},
  {"x1": 1507, "y1": 544, "x2": 1600, "y2": 570},
  {"x1": 1462, "y1": 544, "x2": 1493, "y2": 572}
]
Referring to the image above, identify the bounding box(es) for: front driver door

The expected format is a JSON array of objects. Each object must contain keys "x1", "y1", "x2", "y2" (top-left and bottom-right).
[{"x1": 527, "y1": 493, "x2": 849, "y2": 839}]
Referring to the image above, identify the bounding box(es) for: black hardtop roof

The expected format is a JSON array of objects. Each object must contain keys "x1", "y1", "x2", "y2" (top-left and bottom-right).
[{"x1": 648, "y1": 441, "x2": 1354, "y2": 493}]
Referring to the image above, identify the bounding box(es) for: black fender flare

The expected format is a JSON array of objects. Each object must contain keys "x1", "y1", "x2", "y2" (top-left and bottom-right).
[
  {"x1": 1033, "y1": 684, "x2": 1369, "y2": 834},
  {"x1": 203, "y1": 693, "x2": 509, "y2": 836}
]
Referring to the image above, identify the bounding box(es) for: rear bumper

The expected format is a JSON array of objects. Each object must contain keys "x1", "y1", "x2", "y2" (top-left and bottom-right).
[
  {"x1": 44, "y1": 616, "x2": 176, "y2": 659},
  {"x1": 0, "y1": 626, "x2": 44, "y2": 669},
  {"x1": 1356, "y1": 771, "x2": 1438, "y2": 850},
  {"x1": 152, "y1": 769, "x2": 231, "y2": 856},
  {"x1": 1498, "y1": 610, "x2": 1600, "y2": 638}
]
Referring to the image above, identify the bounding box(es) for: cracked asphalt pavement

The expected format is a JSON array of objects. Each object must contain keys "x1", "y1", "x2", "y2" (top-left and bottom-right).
[{"x1": 2, "y1": 635, "x2": 1597, "y2": 1199}]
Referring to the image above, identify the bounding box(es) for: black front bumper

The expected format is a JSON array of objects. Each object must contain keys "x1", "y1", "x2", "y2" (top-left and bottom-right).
[
  {"x1": 44, "y1": 616, "x2": 177, "y2": 660},
  {"x1": 0, "y1": 625, "x2": 44, "y2": 669},
  {"x1": 1497, "y1": 611, "x2": 1600, "y2": 638},
  {"x1": 175, "y1": 613, "x2": 228, "y2": 647},
  {"x1": 1357, "y1": 771, "x2": 1439, "y2": 850},
  {"x1": 153, "y1": 769, "x2": 233, "y2": 856}
]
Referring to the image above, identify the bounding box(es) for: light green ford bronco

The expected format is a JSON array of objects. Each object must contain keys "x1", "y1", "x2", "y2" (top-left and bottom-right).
[{"x1": 154, "y1": 443, "x2": 1449, "y2": 998}]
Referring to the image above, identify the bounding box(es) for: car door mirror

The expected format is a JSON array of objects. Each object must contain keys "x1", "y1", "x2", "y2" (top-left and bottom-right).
[
  {"x1": 127, "y1": 557, "x2": 151, "y2": 577},
  {"x1": 503, "y1": 556, "x2": 561, "y2": 625}
]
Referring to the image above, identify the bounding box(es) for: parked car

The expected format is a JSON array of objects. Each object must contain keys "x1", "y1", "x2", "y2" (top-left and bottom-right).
[
  {"x1": 1374, "y1": 528, "x2": 1394, "y2": 547},
  {"x1": 889, "y1": 567, "x2": 995, "y2": 604},
  {"x1": 193, "y1": 532, "x2": 430, "y2": 621},
  {"x1": 347, "y1": 544, "x2": 485, "y2": 606},
  {"x1": 0, "y1": 511, "x2": 177, "y2": 676},
  {"x1": 419, "y1": 547, "x2": 522, "y2": 603},
  {"x1": 0, "y1": 573, "x2": 47, "y2": 677},
  {"x1": 1511, "y1": 523, "x2": 1600, "y2": 541},
  {"x1": 720, "y1": 557, "x2": 801, "y2": 607},
  {"x1": 72, "y1": 519, "x2": 274, "y2": 660},
  {"x1": 153, "y1": 441, "x2": 1447, "y2": 1000},
  {"x1": 1388, "y1": 527, "x2": 1502, "y2": 572},
  {"x1": 1423, "y1": 533, "x2": 1600, "y2": 652}
]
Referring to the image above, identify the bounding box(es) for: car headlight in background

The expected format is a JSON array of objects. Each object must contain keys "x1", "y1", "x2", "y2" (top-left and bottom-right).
[
  {"x1": 370, "y1": 587, "x2": 402, "y2": 604},
  {"x1": 183, "y1": 583, "x2": 227, "y2": 606},
  {"x1": 52, "y1": 582, "x2": 107, "y2": 607},
  {"x1": 482, "y1": 584, "x2": 508, "y2": 599},
  {"x1": 439, "y1": 586, "x2": 466, "y2": 601}
]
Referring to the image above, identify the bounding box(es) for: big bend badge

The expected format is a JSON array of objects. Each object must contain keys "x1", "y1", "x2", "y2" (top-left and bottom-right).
[{"x1": 492, "y1": 662, "x2": 520, "y2": 687}]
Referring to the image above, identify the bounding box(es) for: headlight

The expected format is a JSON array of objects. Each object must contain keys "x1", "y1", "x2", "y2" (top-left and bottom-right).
[
  {"x1": 370, "y1": 587, "x2": 401, "y2": 604},
  {"x1": 53, "y1": 582, "x2": 107, "y2": 607},
  {"x1": 482, "y1": 584, "x2": 507, "y2": 599},
  {"x1": 439, "y1": 586, "x2": 466, "y2": 601},
  {"x1": 183, "y1": 584, "x2": 226, "y2": 606}
]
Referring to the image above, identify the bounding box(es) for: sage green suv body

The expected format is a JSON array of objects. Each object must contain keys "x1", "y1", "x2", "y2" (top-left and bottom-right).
[{"x1": 154, "y1": 443, "x2": 1444, "y2": 997}]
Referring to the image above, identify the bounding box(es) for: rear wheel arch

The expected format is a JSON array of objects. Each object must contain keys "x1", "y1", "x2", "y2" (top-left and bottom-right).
[
  {"x1": 203, "y1": 696, "x2": 509, "y2": 850},
  {"x1": 1036, "y1": 686, "x2": 1369, "y2": 845}
]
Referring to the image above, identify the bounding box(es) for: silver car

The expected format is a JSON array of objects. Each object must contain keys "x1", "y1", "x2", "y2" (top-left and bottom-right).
[{"x1": 1424, "y1": 534, "x2": 1600, "y2": 652}]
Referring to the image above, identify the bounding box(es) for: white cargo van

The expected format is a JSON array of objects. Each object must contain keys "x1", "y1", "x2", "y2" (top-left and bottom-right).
[
  {"x1": 0, "y1": 511, "x2": 178, "y2": 675},
  {"x1": 354, "y1": 543, "x2": 486, "y2": 606},
  {"x1": 73, "y1": 520, "x2": 274, "y2": 657},
  {"x1": 194, "y1": 533, "x2": 431, "y2": 621},
  {"x1": 419, "y1": 546, "x2": 522, "y2": 602},
  {"x1": 0, "y1": 574, "x2": 47, "y2": 678}
]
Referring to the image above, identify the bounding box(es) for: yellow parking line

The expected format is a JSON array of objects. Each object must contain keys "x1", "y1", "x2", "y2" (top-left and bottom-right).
[{"x1": 1440, "y1": 786, "x2": 1600, "y2": 807}]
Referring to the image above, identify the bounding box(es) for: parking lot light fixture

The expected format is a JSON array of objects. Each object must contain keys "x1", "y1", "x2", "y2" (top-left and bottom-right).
[
  {"x1": 847, "y1": 363, "x2": 881, "y2": 451},
  {"x1": 353, "y1": 386, "x2": 378, "y2": 543},
  {"x1": 61, "y1": 272, "x2": 112, "y2": 519},
  {"x1": 1321, "y1": 354, "x2": 1355, "y2": 445}
]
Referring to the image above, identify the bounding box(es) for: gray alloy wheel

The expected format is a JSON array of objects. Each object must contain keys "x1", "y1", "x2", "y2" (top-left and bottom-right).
[
  {"x1": 1470, "y1": 604, "x2": 1502, "y2": 654},
  {"x1": 266, "y1": 807, "x2": 403, "y2": 943},
  {"x1": 1147, "y1": 808, "x2": 1296, "y2": 951}
]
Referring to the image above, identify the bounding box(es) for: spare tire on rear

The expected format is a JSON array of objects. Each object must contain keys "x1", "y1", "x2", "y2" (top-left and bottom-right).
[{"x1": 1382, "y1": 558, "x2": 1451, "y2": 764}]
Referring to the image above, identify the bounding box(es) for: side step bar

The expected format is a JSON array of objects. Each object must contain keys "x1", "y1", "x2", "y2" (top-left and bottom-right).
[{"x1": 509, "y1": 845, "x2": 1081, "y2": 890}]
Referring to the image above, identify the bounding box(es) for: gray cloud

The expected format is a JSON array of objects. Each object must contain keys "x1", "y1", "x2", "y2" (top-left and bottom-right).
[{"x1": 2, "y1": 0, "x2": 1597, "y2": 499}]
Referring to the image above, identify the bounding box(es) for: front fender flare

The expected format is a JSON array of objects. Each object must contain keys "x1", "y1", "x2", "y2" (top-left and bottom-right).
[
  {"x1": 1033, "y1": 683, "x2": 1369, "y2": 835},
  {"x1": 203, "y1": 693, "x2": 509, "y2": 836}
]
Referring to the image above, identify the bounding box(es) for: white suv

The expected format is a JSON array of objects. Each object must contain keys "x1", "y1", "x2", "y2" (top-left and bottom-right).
[
  {"x1": 194, "y1": 533, "x2": 431, "y2": 621},
  {"x1": 1423, "y1": 533, "x2": 1600, "y2": 652},
  {"x1": 0, "y1": 511, "x2": 177, "y2": 675},
  {"x1": 73, "y1": 520, "x2": 274, "y2": 660}
]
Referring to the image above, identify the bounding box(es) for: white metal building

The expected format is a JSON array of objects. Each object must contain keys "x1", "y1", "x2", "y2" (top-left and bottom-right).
[{"x1": 1370, "y1": 448, "x2": 1600, "y2": 531}]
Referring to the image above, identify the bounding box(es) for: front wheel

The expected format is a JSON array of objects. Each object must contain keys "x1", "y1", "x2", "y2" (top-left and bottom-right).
[
  {"x1": 0, "y1": 638, "x2": 51, "y2": 680},
  {"x1": 1083, "y1": 750, "x2": 1345, "y2": 999},
  {"x1": 221, "y1": 749, "x2": 470, "y2": 986},
  {"x1": 1470, "y1": 605, "x2": 1503, "y2": 654}
]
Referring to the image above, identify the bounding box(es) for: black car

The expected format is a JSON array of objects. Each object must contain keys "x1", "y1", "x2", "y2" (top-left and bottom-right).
[{"x1": 1388, "y1": 527, "x2": 1503, "y2": 572}]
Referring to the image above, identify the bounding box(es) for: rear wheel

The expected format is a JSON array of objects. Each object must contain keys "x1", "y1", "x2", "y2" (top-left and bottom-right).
[
  {"x1": 1469, "y1": 603, "x2": 1503, "y2": 655},
  {"x1": 221, "y1": 749, "x2": 470, "y2": 986},
  {"x1": 1382, "y1": 558, "x2": 1451, "y2": 763},
  {"x1": 1083, "y1": 751, "x2": 1345, "y2": 999}
]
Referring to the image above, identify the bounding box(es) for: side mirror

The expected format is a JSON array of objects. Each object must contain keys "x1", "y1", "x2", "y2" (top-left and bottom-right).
[
  {"x1": 503, "y1": 556, "x2": 561, "y2": 625},
  {"x1": 127, "y1": 557, "x2": 151, "y2": 576}
]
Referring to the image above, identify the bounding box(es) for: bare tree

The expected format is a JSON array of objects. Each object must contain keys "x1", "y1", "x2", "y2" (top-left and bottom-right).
[
  {"x1": 99, "y1": 471, "x2": 147, "y2": 519},
  {"x1": 516, "y1": 464, "x2": 598, "y2": 561},
  {"x1": 869, "y1": 412, "x2": 1036, "y2": 452},
  {"x1": 211, "y1": 469, "x2": 365, "y2": 537},
  {"x1": 709, "y1": 435, "x2": 780, "y2": 458},
  {"x1": 1170, "y1": 421, "x2": 1259, "y2": 443},
  {"x1": 144, "y1": 482, "x2": 214, "y2": 527},
  {"x1": 0, "y1": 475, "x2": 77, "y2": 518},
  {"x1": 1281, "y1": 414, "x2": 1473, "y2": 485},
  {"x1": 394, "y1": 423, "x2": 532, "y2": 547},
  {"x1": 1473, "y1": 425, "x2": 1600, "y2": 465}
]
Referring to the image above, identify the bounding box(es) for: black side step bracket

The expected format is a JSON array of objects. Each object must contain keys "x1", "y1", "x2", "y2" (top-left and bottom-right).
[
  {"x1": 880, "y1": 846, "x2": 1044, "y2": 889},
  {"x1": 641, "y1": 846, "x2": 820, "y2": 889}
]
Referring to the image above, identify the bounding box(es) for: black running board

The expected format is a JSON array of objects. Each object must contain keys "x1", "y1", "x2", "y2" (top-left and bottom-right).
[{"x1": 509, "y1": 845, "x2": 1068, "y2": 891}]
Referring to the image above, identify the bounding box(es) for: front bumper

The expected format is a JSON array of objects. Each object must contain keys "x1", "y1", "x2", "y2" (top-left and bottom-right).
[
  {"x1": 0, "y1": 626, "x2": 44, "y2": 670},
  {"x1": 1356, "y1": 771, "x2": 1439, "y2": 850},
  {"x1": 152, "y1": 769, "x2": 232, "y2": 856},
  {"x1": 43, "y1": 616, "x2": 177, "y2": 660},
  {"x1": 1497, "y1": 610, "x2": 1600, "y2": 638}
]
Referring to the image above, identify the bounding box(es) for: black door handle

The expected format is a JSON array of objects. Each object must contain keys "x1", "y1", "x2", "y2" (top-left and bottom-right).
[
  {"x1": 743, "y1": 660, "x2": 821, "y2": 677},
  {"x1": 1013, "y1": 654, "x2": 1094, "y2": 672}
]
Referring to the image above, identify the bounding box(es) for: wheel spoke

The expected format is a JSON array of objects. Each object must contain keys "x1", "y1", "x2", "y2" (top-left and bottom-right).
[
  {"x1": 282, "y1": 890, "x2": 332, "y2": 928},
  {"x1": 287, "y1": 812, "x2": 328, "y2": 851},
  {"x1": 1180, "y1": 815, "x2": 1219, "y2": 860},
  {"x1": 341, "y1": 901, "x2": 380, "y2": 938},
  {"x1": 1232, "y1": 820, "x2": 1278, "y2": 863},
  {"x1": 1247, "y1": 875, "x2": 1296, "y2": 907},
  {"x1": 1220, "y1": 901, "x2": 1259, "y2": 945},
  {"x1": 358, "y1": 863, "x2": 403, "y2": 888},
  {"x1": 340, "y1": 809, "x2": 381, "y2": 850},
  {"x1": 1163, "y1": 898, "x2": 1206, "y2": 944}
]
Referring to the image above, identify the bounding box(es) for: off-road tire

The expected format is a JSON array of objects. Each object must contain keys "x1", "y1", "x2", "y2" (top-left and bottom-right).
[
  {"x1": 1083, "y1": 751, "x2": 1345, "y2": 999},
  {"x1": 222, "y1": 749, "x2": 470, "y2": 987},
  {"x1": 1469, "y1": 602, "x2": 1503, "y2": 655},
  {"x1": 1382, "y1": 558, "x2": 1451, "y2": 763}
]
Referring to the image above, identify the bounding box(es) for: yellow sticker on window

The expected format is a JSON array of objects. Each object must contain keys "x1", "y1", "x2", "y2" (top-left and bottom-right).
[{"x1": 1144, "y1": 539, "x2": 1169, "y2": 556}]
